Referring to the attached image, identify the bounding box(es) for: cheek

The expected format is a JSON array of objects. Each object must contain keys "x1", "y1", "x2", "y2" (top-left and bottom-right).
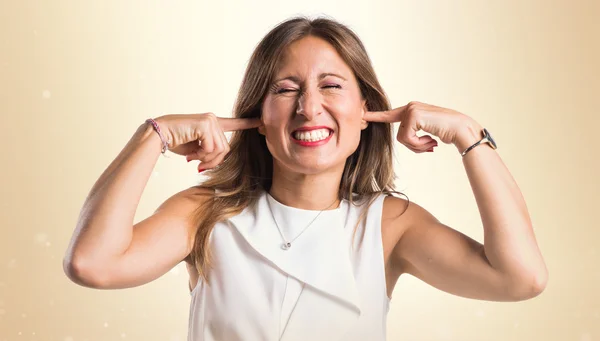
[
  {"x1": 336, "y1": 102, "x2": 364, "y2": 129},
  {"x1": 261, "y1": 108, "x2": 281, "y2": 130},
  {"x1": 262, "y1": 98, "x2": 293, "y2": 123},
  {"x1": 336, "y1": 106, "x2": 364, "y2": 146},
  {"x1": 261, "y1": 115, "x2": 289, "y2": 143},
  {"x1": 262, "y1": 115, "x2": 286, "y2": 134}
]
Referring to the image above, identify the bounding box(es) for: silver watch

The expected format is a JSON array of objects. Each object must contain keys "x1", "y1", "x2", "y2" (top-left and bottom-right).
[{"x1": 461, "y1": 128, "x2": 497, "y2": 157}]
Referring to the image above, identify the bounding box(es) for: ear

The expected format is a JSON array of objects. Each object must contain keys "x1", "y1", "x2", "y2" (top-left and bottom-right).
[{"x1": 360, "y1": 99, "x2": 369, "y2": 130}]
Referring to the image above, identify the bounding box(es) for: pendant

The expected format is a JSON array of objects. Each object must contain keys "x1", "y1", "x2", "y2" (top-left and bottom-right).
[{"x1": 281, "y1": 242, "x2": 291, "y2": 250}]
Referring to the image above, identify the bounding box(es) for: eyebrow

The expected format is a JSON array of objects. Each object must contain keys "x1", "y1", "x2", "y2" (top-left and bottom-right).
[{"x1": 273, "y1": 72, "x2": 347, "y2": 83}]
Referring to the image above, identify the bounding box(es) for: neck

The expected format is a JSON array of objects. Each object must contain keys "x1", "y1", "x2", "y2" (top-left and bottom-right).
[{"x1": 269, "y1": 161, "x2": 343, "y2": 210}]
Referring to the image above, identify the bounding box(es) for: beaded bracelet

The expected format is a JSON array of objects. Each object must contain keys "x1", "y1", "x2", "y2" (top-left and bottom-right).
[{"x1": 145, "y1": 118, "x2": 170, "y2": 155}]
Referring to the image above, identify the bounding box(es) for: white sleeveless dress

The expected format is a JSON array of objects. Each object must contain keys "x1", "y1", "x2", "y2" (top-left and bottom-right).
[{"x1": 187, "y1": 189, "x2": 391, "y2": 341}]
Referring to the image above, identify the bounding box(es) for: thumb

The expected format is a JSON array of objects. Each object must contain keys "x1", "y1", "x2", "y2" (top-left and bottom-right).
[{"x1": 169, "y1": 140, "x2": 201, "y2": 158}]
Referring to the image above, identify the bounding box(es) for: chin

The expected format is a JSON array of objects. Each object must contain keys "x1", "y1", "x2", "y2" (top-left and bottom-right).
[{"x1": 286, "y1": 158, "x2": 346, "y2": 175}]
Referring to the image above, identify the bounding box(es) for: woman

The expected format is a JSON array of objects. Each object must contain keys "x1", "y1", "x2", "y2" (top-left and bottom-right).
[{"x1": 63, "y1": 16, "x2": 548, "y2": 341}]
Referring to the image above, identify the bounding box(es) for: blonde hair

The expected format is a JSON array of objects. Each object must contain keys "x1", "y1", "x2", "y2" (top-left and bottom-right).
[{"x1": 189, "y1": 15, "x2": 408, "y2": 283}]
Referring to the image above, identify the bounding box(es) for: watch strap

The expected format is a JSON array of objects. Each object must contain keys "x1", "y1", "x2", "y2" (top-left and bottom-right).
[{"x1": 460, "y1": 128, "x2": 495, "y2": 157}]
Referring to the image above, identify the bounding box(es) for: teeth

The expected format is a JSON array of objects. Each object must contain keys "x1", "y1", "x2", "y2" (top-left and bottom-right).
[{"x1": 293, "y1": 128, "x2": 331, "y2": 142}]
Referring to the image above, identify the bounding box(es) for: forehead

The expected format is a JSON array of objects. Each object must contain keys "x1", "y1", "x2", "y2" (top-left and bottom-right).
[{"x1": 274, "y1": 36, "x2": 352, "y2": 78}]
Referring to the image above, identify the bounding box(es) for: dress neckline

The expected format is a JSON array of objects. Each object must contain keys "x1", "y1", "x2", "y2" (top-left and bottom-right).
[
  {"x1": 264, "y1": 190, "x2": 347, "y2": 240},
  {"x1": 265, "y1": 191, "x2": 345, "y2": 212}
]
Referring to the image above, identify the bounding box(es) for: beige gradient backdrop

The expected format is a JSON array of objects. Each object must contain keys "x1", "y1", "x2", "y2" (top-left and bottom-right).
[{"x1": 1, "y1": 0, "x2": 598, "y2": 340}]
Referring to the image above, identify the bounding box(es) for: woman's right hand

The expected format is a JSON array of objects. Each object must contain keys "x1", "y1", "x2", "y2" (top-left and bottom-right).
[{"x1": 153, "y1": 113, "x2": 263, "y2": 171}]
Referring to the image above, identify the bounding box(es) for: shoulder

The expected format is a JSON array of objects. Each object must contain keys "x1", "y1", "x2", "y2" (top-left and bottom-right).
[
  {"x1": 158, "y1": 186, "x2": 214, "y2": 265},
  {"x1": 158, "y1": 185, "x2": 214, "y2": 224},
  {"x1": 381, "y1": 194, "x2": 438, "y2": 237},
  {"x1": 160, "y1": 185, "x2": 215, "y2": 211},
  {"x1": 382, "y1": 194, "x2": 433, "y2": 225},
  {"x1": 380, "y1": 195, "x2": 410, "y2": 245},
  {"x1": 180, "y1": 185, "x2": 215, "y2": 200},
  {"x1": 380, "y1": 194, "x2": 436, "y2": 264}
]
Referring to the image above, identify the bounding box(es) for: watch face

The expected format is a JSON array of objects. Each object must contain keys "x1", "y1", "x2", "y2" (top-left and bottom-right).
[{"x1": 484, "y1": 128, "x2": 497, "y2": 149}]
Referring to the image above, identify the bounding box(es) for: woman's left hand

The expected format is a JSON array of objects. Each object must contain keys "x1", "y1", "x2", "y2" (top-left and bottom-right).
[{"x1": 363, "y1": 101, "x2": 480, "y2": 153}]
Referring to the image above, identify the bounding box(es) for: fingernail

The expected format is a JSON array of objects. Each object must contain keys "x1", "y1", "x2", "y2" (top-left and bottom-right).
[
  {"x1": 198, "y1": 168, "x2": 206, "y2": 173},
  {"x1": 427, "y1": 148, "x2": 434, "y2": 152}
]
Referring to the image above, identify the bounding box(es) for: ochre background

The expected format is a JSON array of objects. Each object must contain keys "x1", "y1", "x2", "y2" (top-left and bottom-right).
[{"x1": 1, "y1": 1, "x2": 598, "y2": 340}]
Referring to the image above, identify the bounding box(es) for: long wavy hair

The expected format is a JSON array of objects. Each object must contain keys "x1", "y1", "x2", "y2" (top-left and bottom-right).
[{"x1": 189, "y1": 15, "x2": 408, "y2": 283}]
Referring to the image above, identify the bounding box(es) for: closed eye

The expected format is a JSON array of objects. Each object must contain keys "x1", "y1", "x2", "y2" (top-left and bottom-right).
[{"x1": 275, "y1": 85, "x2": 341, "y2": 94}]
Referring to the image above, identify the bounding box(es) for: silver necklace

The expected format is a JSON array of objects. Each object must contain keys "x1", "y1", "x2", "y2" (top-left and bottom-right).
[{"x1": 266, "y1": 194, "x2": 339, "y2": 250}]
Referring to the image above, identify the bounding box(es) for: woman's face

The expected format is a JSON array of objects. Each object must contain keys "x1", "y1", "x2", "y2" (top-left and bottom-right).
[{"x1": 259, "y1": 35, "x2": 368, "y2": 174}]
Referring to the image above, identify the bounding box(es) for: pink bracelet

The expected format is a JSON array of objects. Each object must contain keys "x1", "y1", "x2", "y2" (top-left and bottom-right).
[{"x1": 145, "y1": 118, "x2": 169, "y2": 154}]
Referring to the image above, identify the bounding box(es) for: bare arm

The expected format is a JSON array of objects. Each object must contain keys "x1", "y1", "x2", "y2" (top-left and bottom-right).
[
  {"x1": 390, "y1": 120, "x2": 548, "y2": 301},
  {"x1": 63, "y1": 114, "x2": 262, "y2": 289},
  {"x1": 63, "y1": 122, "x2": 204, "y2": 288}
]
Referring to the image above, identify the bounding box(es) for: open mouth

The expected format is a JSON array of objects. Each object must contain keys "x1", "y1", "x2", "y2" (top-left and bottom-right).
[{"x1": 290, "y1": 127, "x2": 334, "y2": 143}]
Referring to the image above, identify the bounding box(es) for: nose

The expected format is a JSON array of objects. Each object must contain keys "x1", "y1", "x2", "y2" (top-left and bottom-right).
[{"x1": 296, "y1": 89, "x2": 323, "y2": 120}]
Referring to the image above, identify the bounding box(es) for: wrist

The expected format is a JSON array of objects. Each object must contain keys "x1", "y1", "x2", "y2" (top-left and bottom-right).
[
  {"x1": 141, "y1": 118, "x2": 171, "y2": 154},
  {"x1": 152, "y1": 117, "x2": 174, "y2": 149},
  {"x1": 453, "y1": 118, "x2": 484, "y2": 153},
  {"x1": 137, "y1": 120, "x2": 163, "y2": 148},
  {"x1": 145, "y1": 118, "x2": 172, "y2": 153}
]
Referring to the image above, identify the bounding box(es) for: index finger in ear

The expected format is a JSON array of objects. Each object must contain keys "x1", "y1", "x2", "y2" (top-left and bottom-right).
[
  {"x1": 217, "y1": 117, "x2": 263, "y2": 132},
  {"x1": 364, "y1": 105, "x2": 406, "y2": 123}
]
